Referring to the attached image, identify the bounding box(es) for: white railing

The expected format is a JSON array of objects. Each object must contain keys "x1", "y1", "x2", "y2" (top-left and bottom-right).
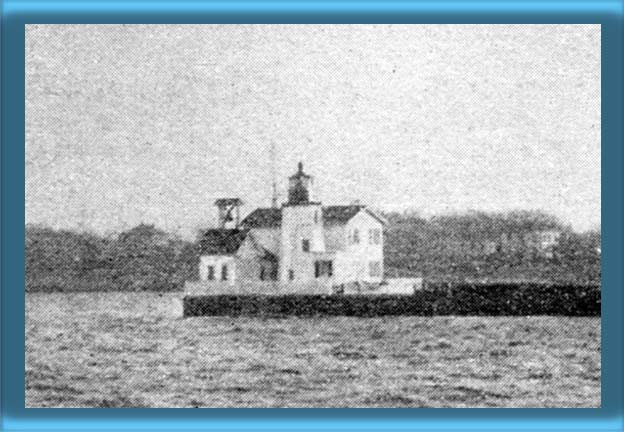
[{"x1": 184, "y1": 280, "x2": 333, "y2": 296}]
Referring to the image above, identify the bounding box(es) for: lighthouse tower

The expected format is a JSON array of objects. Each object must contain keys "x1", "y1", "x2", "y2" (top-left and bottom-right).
[{"x1": 279, "y1": 162, "x2": 326, "y2": 282}]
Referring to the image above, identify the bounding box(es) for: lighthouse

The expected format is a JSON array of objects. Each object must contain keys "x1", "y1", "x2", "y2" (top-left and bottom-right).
[
  {"x1": 192, "y1": 161, "x2": 386, "y2": 296},
  {"x1": 279, "y1": 162, "x2": 326, "y2": 282}
]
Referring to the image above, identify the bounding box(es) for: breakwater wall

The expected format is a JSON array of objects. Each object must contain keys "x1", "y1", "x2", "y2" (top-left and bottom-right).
[{"x1": 183, "y1": 283, "x2": 600, "y2": 317}]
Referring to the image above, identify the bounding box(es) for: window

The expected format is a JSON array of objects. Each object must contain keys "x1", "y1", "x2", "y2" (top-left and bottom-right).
[
  {"x1": 315, "y1": 260, "x2": 333, "y2": 278},
  {"x1": 369, "y1": 229, "x2": 381, "y2": 245},
  {"x1": 314, "y1": 210, "x2": 318, "y2": 224},
  {"x1": 289, "y1": 269, "x2": 295, "y2": 280},
  {"x1": 369, "y1": 261, "x2": 382, "y2": 277},
  {"x1": 207, "y1": 265, "x2": 215, "y2": 280},
  {"x1": 302, "y1": 239, "x2": 310, "y2": 252},
  {"x1": 260, "y1": 267, "x2": 265, "y2": 281},
  {"x1": 221, "y1": 264, "x2": 228, "y2": 281},
  {"x1": 352, "y1": 229, "x2": 360, "y2": 244}
]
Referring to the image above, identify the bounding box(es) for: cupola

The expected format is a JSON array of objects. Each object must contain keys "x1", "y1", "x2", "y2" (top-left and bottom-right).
[{"x1": 287, "y1": 162, "x2": 313, "y2": 205}]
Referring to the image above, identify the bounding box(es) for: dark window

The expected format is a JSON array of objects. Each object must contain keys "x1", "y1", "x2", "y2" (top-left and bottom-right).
[
  {"x1": 369, "y1": 229, "x2": 381, "y2": 245},
  {"x1": 207, "y1": 265, "x2": 215, "y2": 280},
  {"x1": 315, "y1": 260, "x2": 333, "y2": 278},
  {"x1": 221, "y1": 264, "x2": 228, "y2": 281},
  {"x1": 289, "y1": 269, "x2": 294, "y2": 280},
  {"x1": 302, "y1": 239, "x2": 310, "y2": 252},
  {"x1": 260, "y1": 267, "x2": 265, "y2": 281},
  {"x1": 352, "y1": 229, "x2": 360, "y2": 244},
  {"x1": 369, "y1": 261, "x2": 381, "y2": 277}
]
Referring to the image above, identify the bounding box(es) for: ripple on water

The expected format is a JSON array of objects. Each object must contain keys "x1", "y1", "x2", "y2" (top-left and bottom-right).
[{"x1": 26, "y1": 292, "x2": 601, "y2": 408}]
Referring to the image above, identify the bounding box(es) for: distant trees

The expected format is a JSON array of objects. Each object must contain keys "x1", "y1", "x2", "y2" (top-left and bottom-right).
[
  {"x1": 26, "y1": 226, "x2": 107, "y2": 277},
  {"x1": 383, "y1": 210, "x2": 600, "y2": 284},
  {"x1": 26, "y1": 223, "x2": 198, "y2": 292},
  {"x1": 25, "y1": 210, "x2": 601, "y2": 292},
  {"x1": 551, "y1": 231, "x2": 601, "y2": 283},
  {"x1": 104, "y1": 224, "x2": 179, "y2": 290}
]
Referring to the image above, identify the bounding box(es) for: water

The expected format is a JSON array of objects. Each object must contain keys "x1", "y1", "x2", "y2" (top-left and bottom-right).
[{"x1": 26, "y1": 292, "x2": 600, "y2": 407}]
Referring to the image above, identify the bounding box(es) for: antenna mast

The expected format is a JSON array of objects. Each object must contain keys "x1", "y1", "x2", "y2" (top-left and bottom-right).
[{"x1": 269, "y1": 140, "x2": 278, "y2": 208}]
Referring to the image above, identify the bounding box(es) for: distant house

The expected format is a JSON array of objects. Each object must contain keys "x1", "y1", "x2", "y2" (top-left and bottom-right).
[
  {"x1": 189, "y1": 163, "x2": 386, "y2": 295},
  {"x1": 496, "y1": 229, "x2": 561, "y2": 258},
  {"x1": 483, "y1": 240, "x2": 498, "y2": 255},
  {"x1": 526, "y1": 229, "x2": 562, "y2": 258}
]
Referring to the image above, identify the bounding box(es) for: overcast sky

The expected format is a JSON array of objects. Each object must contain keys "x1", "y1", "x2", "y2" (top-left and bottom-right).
[{"x1": 26, "y1": 24, "x2": 600, "y2": 237}]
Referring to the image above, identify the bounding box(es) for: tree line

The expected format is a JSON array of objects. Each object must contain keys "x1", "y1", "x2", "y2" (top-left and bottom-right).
[
  {"x1": 26, "y1": 210, "x2": 601, "y2": 292},
  {"x1": 26, "y1": 223, "x2": 198, "y2": 292},
  {"x1": 383, "y1": 210, "x2": 600, "y2": 284}
]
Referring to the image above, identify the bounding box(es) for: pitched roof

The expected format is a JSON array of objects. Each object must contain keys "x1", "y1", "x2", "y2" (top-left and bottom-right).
[
  {"x1": 239, "y1": 205, "x2": 386, "y2": 229},
  {"x1": 323, "y1": 205, "x2": 365, "y2": 224},
  {"x1": 324, "y1": 205, "x2": 388, "y2": 225},
  {"x1": 246, "y1": 233, "x2": 278, "y2": 261},
  {"x1": 239, "y1": 208, "x2": 282, "y2": 228},
  {"x1": 363, "y1": 208, "x2": 389, "y2": 226},
  {"x1": 199, "y1": 229, "x2": 249, "y2": 255}
]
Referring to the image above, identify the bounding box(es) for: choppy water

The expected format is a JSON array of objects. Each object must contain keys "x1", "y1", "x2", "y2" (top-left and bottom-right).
[{"x1": 26, "y1": 292, "x2": 600, "y2": 407}]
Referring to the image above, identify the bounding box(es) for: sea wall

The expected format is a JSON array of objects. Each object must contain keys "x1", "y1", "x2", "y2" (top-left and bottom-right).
[{"x1": 183, "y1": 283, "x2": 601, "y2": 317}]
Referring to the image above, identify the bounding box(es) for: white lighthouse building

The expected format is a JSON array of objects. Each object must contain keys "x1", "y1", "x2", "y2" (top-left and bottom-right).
[{"x1": 188, "y1": 163, "x2": 386, "y2": 295}]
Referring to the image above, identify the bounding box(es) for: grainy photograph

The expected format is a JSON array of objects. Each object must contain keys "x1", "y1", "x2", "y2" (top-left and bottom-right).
[{"x1": 26, "y1": 24, "x2": 601, "y2": 408}]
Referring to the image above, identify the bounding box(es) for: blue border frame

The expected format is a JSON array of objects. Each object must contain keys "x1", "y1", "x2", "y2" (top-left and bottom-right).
[{"x1": 2, "y1": 1, "x2": 622, "y2": 431}]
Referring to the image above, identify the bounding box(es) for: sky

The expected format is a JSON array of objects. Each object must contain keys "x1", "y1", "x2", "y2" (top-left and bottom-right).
[{"x1": 26, "y1": 24, "x2": 601, "y2": 238}]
